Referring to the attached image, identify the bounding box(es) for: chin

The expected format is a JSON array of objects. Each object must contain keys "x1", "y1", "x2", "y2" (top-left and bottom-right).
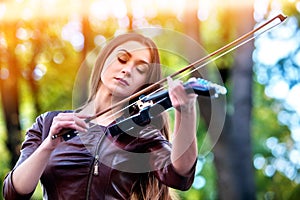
[{"x1": 111, "y1": 90, "x2": 130, "y2": 99}]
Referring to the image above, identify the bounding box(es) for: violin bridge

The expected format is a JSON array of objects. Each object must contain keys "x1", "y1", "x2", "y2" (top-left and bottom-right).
[{"x1": 136, "y1": 99, "x2": 154, "y2": 111}]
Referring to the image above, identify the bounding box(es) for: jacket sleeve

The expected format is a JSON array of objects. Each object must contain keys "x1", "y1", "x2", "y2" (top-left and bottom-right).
[
  {"x1": 2, "y1": 111, "x2": 59, "y2": 200},
  {"x1": 140, "y1": 126, "x2": 197, "y2": 191},
  {"x1": 152, "y1": 142, "x2": 197, "y2": 191}
]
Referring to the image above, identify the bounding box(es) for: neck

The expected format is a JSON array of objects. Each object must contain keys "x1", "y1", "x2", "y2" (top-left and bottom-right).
[{"x1": 92, "y1": 87, "x2": 124, "y2": 126}]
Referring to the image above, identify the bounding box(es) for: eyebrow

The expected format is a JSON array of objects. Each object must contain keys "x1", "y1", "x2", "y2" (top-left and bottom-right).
[{"x1": 118, "y1": 49, "x2": 150, "y2": 66}]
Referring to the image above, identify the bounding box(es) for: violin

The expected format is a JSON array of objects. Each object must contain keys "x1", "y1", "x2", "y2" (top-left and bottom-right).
[
  {"x1": 53, "y1": 78, "x2": 226, "y2": 141},
  {"x1": 51, "y1": 13, "x2": 287, "y2": 141},
  {"x1": 108, "y1": 78, "x2": 227, "y2": 137}
]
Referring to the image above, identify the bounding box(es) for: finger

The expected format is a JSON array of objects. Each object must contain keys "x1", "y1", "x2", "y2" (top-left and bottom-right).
[
  {"x1": 73, "y1": 116, "x2": 89, "y2": 130},
  {"x1": 50, "y1": 121, "x2": 76, "y2": 135},
  {"x1": 187, "y1": 93, "x2": 198, "y2": 100},
  {"x1": 54, "y1": 113, "x2": 88, "y2": 125},
  {"x1": 53, "y1": 113, "x2": 75, "y2": 122},
  {"x1": 171, "y1": 85, "x2": 188, "y2": 102},
  {"x1": 53, "y1": 114, "x2": 88, "y2": 132},
  {"x1": 167, "y1": 76, "x2": 174, "y2": 89},
  {"x1": 167, "y1": 76, "x2": 182, "y2": 89}
]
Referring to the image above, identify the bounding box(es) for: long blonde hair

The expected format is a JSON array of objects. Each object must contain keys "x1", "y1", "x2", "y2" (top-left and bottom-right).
[{"x1": 86, "y1": 33, "x2": 178, "y2": 200}]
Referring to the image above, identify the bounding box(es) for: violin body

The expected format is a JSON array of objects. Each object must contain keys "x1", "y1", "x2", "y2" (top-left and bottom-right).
[{"x1": 108, "y1": 78, "x2": 227, "y2": 136}]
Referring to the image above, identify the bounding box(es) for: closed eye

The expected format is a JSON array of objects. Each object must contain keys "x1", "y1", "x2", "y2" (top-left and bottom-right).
[
  {"x1": 118, "y1": 57, "x2": 127, "y2": 64},
  {"x1": 117, "y1": 51, "x2": 130, "y2": 64},
  {"x1": 136, "y1": 63, "x2": 149, "y2": 74}
]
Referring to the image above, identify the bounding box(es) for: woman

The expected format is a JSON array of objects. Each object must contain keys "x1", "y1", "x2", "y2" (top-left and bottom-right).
[{"x1": 3, "y1": 33, "x2": 198, "y2": 199}]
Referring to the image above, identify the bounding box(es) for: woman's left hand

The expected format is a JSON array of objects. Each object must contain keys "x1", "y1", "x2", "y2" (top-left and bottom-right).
[
  {"x1": 167, "y1": 77, "x2": 198, "y2": 113},
  {"x1": 168, "y1": 76, "x2": 198, "y2": 175}
]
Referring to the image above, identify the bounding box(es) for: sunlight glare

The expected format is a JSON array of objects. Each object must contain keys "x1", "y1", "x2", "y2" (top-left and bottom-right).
[
  {"x1": 289, "y1": 149, "x2": 300, "y2": 165},
  {"x1": 193, "y1": 175, "x2": 206, "y2": 189},
  {"x1": 53, "y1": 52, "x2": 65, "y2": 64},
  {"x1": 15, "y1": 44, "x2": 27, "y2": 55},
  {"x1": 253, "y1": 154, "x2": 266, "y2": 169},
  {"x1": 112, "y1": 0, "x2": 127, "y2": 19},
  {"x1": 0, "y1": 35, "x2": 8, "y2": 49},
  {"x1": 61, "y1": 20, "x2": 85, "y2": 51},
  {"x1": 21, "y1": 7, "x2": 34, "y2": 20},
  {"x1": 90, "y1": 1, "x2": 110, "y2": 20},
  {"x1": 254, "y1": 0, "x2": 269, "y2": 22},
  {"x1": 264, "y1": 165, "x2": 276, "y2": 177},
  {"x1": 291, "y1": 127, "x2": 300, "y2": 142},
  {"x1": 286, "y1": 84, "x2": 300, "y2": 115},
  {"x1": 297, "y1": 2, "x2": 300, "y2": 12},
  {"x1": 0, "y1": 3, "x2": 6, "y2": 19},
  {"x1": 16, "y1": 28, "x2": 32, "y2": 40},
  {"x1": 33, "y1": 63, "x2": 47, "y2": 80},
  {"x1": 94, "y1": 35, "x2": 106, "y2": 47},
  {"x1": 131, "y1": 0, "x2": 145, "y2": 19},
  {"x1": 255, "y1": 38, "x2": 296, "y2": 66},
  {"x1": 266, "y1": 137, "x2": 278, "y2": 150},
  {"x1": 278, "y1": 110, "x2": 291, "y2": 126},
  {"x1": 265, "y1": 80, "x2": 289, "y2": 100},
  {"x1": 0, "y1": 68, "x2": 9, "y2": 80},
  {"x1": 274, "y1": 157, "x2": 288, "y2": 172},
  {"x1": 197, "y1": 0, "x2": 212, "y2": 21}
]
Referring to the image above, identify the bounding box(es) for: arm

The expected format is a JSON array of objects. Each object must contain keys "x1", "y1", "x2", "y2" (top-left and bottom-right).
[
  {"x1": 168, "y1": 77, "x2": 198, "y2": 176},
  {"x1": 3, "y1": 111, "x2": 88, "y2": 197}
]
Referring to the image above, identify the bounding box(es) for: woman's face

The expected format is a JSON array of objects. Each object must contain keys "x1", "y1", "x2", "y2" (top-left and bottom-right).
[{"x1": 100, "y1": 41, "x2": 151, "y2": 98}]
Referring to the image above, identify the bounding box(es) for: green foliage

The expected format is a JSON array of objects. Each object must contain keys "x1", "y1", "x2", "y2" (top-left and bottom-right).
[
  {"x1": 251, "y1": 1, "x2": 300, "y2": 198},
  {"x1": 252, "y1": 80, "x2": 299, "y2": 199}
]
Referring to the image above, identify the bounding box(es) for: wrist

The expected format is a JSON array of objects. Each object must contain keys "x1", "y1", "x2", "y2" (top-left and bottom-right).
[
  {"x1": 40, "y1": 137, "x2": 59, "y2": 152},
  {"x1": 175, "y1": 103, "x2": 196, "y2": 114}
]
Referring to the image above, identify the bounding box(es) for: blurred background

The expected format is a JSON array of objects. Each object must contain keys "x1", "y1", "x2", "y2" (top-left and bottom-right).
[{"x1": 0, "y1": 0, "x2": 299, "y2": 199}]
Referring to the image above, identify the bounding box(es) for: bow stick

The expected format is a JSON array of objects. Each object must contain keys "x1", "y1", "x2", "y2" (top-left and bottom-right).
[{"x1": 52, "y1": 13, "x2": 287, "y2": 140}]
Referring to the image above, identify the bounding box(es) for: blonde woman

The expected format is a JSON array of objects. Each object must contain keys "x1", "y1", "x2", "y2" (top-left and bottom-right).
[{"x1": 3, "y1": 33, "x2": 198, "y2": 200}]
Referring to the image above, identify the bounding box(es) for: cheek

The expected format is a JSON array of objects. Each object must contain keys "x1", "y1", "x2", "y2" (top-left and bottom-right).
[
  {"x1": 133, "y1": 75, "x2": 148, "y2": 89},
  {"x1": 100, "y1": 70, "x2": 107, "y2": 83},
  {"x1": 101, "y1": 63, "x2": 116, "y2": 79},
  {"x1": 139, "y1": 72, "x2": 150, "y2": 84}
]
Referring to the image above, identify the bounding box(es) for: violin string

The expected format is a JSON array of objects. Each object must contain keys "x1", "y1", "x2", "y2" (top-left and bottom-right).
[{"x1": 85, "y1": 86, "x2": 167, "y2": 130}]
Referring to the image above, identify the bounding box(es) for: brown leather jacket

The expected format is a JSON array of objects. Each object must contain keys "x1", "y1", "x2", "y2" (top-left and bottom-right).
[{"x1": 3, "y1": 111, "x2": 196, "y2": 200}]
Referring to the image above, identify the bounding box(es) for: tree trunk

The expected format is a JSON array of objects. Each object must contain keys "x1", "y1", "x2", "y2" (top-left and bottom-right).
[
  {"x1": 213, "y1": 4, "x2": 256, "y2": 200},
  {"x1": 0, "y1": 23, "x2": 22, "y2": 167},
  {"x1": 182, "y1": 1, "x2": 256, "y2": 199},
  {"x1": 231, "y1": 6, "x2": 256, "y2": 199}
]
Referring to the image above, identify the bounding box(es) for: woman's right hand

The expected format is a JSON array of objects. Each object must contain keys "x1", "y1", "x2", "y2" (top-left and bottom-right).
[{"x1": 46, "y1": 112, "x2": 89, "y2": 149}]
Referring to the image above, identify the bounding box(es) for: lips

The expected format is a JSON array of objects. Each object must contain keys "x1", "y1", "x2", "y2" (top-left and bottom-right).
[{"x1": 115, "y1": 77, "x2": 129, "y2": 86}]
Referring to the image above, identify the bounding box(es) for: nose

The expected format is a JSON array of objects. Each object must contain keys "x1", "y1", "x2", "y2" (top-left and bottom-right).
[{"x1": 121, "y1": 62, "x2": 133, "y2": 76}]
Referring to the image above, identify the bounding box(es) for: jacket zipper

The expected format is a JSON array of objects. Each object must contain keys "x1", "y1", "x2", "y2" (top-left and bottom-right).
[
  {"x1": 85, "y1": 130, "x2": 107, "y2": 200},
  {"x1": 93, "y1": 155, "x2": 99, "y2": 176}
]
